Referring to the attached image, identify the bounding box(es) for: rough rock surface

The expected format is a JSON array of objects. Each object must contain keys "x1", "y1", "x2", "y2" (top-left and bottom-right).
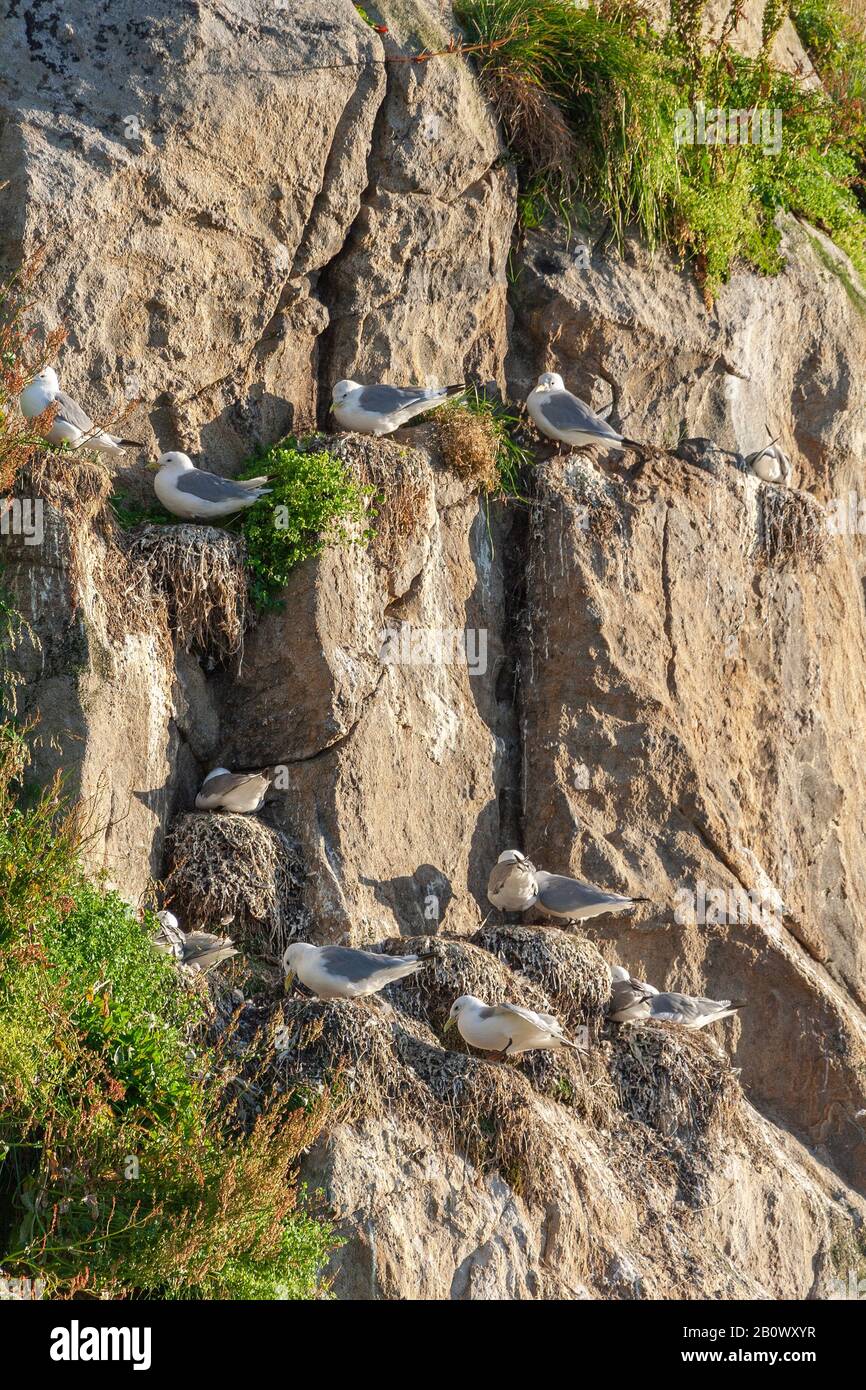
[{"x1": 4, "y1": 0, "x2": 866, "y2": 1299}]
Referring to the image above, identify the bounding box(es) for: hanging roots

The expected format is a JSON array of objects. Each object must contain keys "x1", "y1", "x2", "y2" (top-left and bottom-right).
[
  {"x1": 126, "y1": 524, "x2": 249, "y2": 666},
  {"x1": 164, "y1": 811, "x2": 307, "y2": 962},
  {"x1": 757, "y1": 485, "x2": 827, "y2": 570}
]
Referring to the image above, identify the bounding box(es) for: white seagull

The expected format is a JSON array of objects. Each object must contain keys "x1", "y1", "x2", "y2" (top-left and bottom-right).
[
  {"x1": 607, "y1": 964, "x2": 657, "y2": 1023},
  {"x1": 283, "y1": 942, "x2": 428, "y2": 1000},
  {"x1": 746, "y1": 440, "x2": 791, "y2": 485},
  {"x1": 151, "y1": 452, "x2": 271, "y2": 520},
  {"x1": 195, "y1": 767, "x2": 275, "y2": 814},
  {"x1": 331, "y1": 379, "x2": 465, "y2": 435},
  {"x1": 486, "y1": 849, "x2": 539, "y2": 912},
  {"x1": 446, "y1": 994, "x2": 586, "y2": 1057},
  {"x1": 487, "y1": 848, "x2": 648, "y2": 923},
  {"x1": 648, "y1": 991, "x2": 746, "y2": 1030},
  {"x1": 152, "y1": 910, "x2": 238, "y2": 973},
  {"x1": 527, "y1": 372, "x2": 640, "y2": 451},
  {"x1": 19, "y1": 366, "x2": 143, "y2": 454}
]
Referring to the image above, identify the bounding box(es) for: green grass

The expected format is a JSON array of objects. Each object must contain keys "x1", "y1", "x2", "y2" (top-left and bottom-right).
[
  {"x1": 455, "y1": 0, "x2": 866, "y2": 300},
  {"x1": 239, "y1": 440, "x2": 374, "y2": 610}
]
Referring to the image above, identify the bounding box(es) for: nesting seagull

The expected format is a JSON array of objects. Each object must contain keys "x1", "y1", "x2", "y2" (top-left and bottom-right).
[
  {"x1": 283, "y1": 941, "x2": 428, "y2": 1000},
  {"x1": 331, "y1": 379, "x2": 465, "y2": 436},
  {"x1": 152, "y1": 910, "x2": 238, "y2": 973},
  {"x1": 648, "y1": 991, "x2": 745, "y2": 1030},
  {"x1": 19, "y1": 367, "x2": 143, "y2": 454},
  {"x1": 527, "y1": 372, "x2": 640, "y2": 452},
  {"x1": 486, "y1": 849, "x2": 539, "y2": 912},
  {"x1": 446, "y1": 995, "x2": 586, "y2": 1057},
  {"x1": 195, "y1": 767, "x2": 276, "y2": 814},
  {"x1": 607, "y1": 964, "x2": 657, "y2": 1023},
  {"x1": 151, "y1": 452, "x2": 271, "y2": 520},
  {"x1": 487, "y1": 848, "x2": 647, "y2": 923},
  {"x1": 746, "y1": 439, "x2": 791, "y2": 485}
]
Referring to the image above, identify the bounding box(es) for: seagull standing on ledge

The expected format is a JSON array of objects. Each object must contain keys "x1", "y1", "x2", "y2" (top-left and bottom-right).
[
  {"x1": 283, "y1": 942, "x2": 428, "y2": 1000},
  {"x1": 19, "y1": 367, "x2": 143, "y2": 454},
  {"x1": 487, "y1": 848, "x2": 648, "y2": 923},
  {"x1": 331, "y1": 380, "x2": 465, "y2": 435},
  {"x1": 150, "y1": 452, "x2": 271, "y2": 520},
  {"x1": 195, "y1": 767, "x2": 276, "y2": 814},
  {"x1": 527, "y1": 372, "x2": 641, "y2": 452}
]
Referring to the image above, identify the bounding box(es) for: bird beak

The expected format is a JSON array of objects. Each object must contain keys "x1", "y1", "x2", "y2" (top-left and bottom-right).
[
  {"x1": 284, "y1": 970, "x2": 296, "y2": 994},
  {"x1": 145, "y1": 460, "x2": 160, "y2": 472},
  {"x1": 444, "y1": 1016, "x2": 456, "y2": 1032}
]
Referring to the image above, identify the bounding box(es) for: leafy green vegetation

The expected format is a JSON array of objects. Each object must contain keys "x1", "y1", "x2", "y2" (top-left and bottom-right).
[
  {"x1": 239, "y1": 440, "x2": 374, "y2": 610},
  {"x1": 455, "y1": 0, "x2": 866, "y2": 300}
]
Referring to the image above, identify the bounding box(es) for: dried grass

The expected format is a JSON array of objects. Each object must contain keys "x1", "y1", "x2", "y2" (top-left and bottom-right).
[
  {"x1": 164, "y1": 812, "x2": 308, "y2": 962},
  {"x1": 126, "y1": 525, "x2": 249, "y2": 667},
  {"x1": 482, "y1": 68, "x2": 580, "y2": 200},
  {"x1": 472, "y1": 923, "x2": 610, "y2": 1033},
  {"x1": 435, "y1": 405, "x2": 501, "y2": 493},
  {"x1": 757, "y1": 485, "x2": 828, "y2": 569}
]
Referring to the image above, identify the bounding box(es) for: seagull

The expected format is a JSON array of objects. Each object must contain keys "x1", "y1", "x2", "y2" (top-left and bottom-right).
[
  {"x1": 607, "y1": 964, "x2": 657, "y2": 1022},
  {"x1": 18, "y1": 366, "x2": 143, "y2": 454},
  {"x1": 486, "y1": 849, "x2": 539, "y2": 912},
  {"x1": 647, "y1": 991, "x2": 746, "y2": 1029},
  {"x1": 152, "y1": 910, "x2": 238, "y2": 973},
  {"x1": 745, "y1": 438, "x2": 791, "y2": 485},
  {"x1": 195, "y1": 767, "x2": 275, "y2": 814},
  {"x1": 283, "y1": 941, "x2": 428, "y2": 1000},
  {"x1": 487, "y1": 848, "x2": 648, "y2": 923},
  {"x1": 331, "y1": 379, "x2": 465, "y2": 435},
  {"x1": 150, "y1": 452, "x2": 271, "y2": 520},
  {"x1": 445, "y1": 994, "x2": 587, "y2": 1057},
  {"x1": 526, "y1": 372, "x2": 641, "y2": 451}
]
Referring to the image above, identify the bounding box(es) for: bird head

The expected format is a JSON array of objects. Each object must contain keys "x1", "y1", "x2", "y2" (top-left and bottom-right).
[
  {"x1": 331, "y1": 379, "x2": 359, "y2": 408},
  {"x1": 30, "y1": 366, "x2": 59, "y2": 394},
  {"x1": 610, "y1": 965, "x2": 630, "y2": 983},
  {"x1": 445, "y1": 994, "x2": 482, "y2": 1030},
  {"x1": 156, "y1": 909, "x2": 180, "y2": 931},
  {"x1": 149, "y1": 450, "x2": 194, "y2": 474},
  {"x1": 202, "y1": 767, "x2": 231, "y2": 782},
  {"x1": 537, "y1": 371, "x2": 564, "y2": 391},
  {"x1": 497, "y1": 849, "x2": 526, "y2": 865},
  {"x1": 282, "y1": 941, "x2": 315, "y2": 993}
]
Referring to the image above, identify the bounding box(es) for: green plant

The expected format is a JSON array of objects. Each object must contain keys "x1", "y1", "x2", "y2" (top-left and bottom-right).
[
  {"x1": 439, "y1": 388, "x2": 533, "y2": 496},
  {"x1": 108, "y1": 489, "x2": 176, "y2": 530},
  {"x1": 239, "y1": 440, "x2": 374, "y2": 609}
]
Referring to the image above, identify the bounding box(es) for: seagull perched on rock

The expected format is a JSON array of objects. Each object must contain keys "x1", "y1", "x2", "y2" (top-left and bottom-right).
[
  {"x1": 152, "y1": 910, "x2": 238, "y2": 973},
  {"x1": 648, "y1": 991, "x2": 745, "y2": 1030},
  {"x1": 150, "y1": 452, "x2": 271, "y2": 520},
  {"x1": 446, "y1": 995, "x2": 586, "y2": 1057},
  {"x1": 283, "y1": 942, "x2": 428, "y2": 1000},
  {"x1": 745, "y1": 439, "x2": 791, "y2": 485},
  {"x1": 607, "y1": 964, "x2": 657, "y2": 1023},
  {"x1": 527, "y1": 372, "x2": 641, "y2": 452},
  {"x1": 19, "y1": 367, "x2": 143, "y2": 454},
  {"x1": 195, "y1": 767, "x2": 276, "y2": 814},
  {"x1": 331, "y1": 379, "x2": 465, "y2": 435},
  {"x1": 487, "y1": 848, "x2": 648, "y2": 923}
]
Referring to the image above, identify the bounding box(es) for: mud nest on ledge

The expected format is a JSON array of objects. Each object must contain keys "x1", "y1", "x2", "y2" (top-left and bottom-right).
[
  {"x1": 757, "y1": 485, "x2": 827, "y2": 570},
  {"x1": 164, "y1": 811, "x2": 307, "y2": 961},
  {"x1": 125, "y1": 524, "x2": 249, "y2": 667}
]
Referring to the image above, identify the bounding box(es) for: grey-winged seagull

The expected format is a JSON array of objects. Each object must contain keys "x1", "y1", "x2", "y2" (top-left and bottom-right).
[
  {"x1": 283, "y1": 941, "x2": 428, "y2": 1000},
  {"x1": 746, "y1": 440, "x2": 791, "y2": 485},
  {"x1": 607, "y1": 964, "x2": 657, "y2": 1022},
  {"x1": 195, "y1": 767, "x2": 275, "y2": 814},
  {"x1": 153, "y1": 910, "x2": 238, "y2": 973},
  {"x1": 446, "y1": 994, "x2": 587, "y2": 1057},
  {"x1": 648, "y1": 991, "x2": 745, "y2": 1029},
  {"x1": 527, "y1": 372, "x2": 640, "y2": 451},
  {"x1": 331, "y1": 379, "x2": 465, "y2": 435},
  {"x1": 487, "y1": 848, "x2": 647, "y2": 923},
  {"x1": 19, "y1": 366, "x2": 143, "y2": 454},
  {"x1": 151, "y1": 452, "x2": 271, "y2": 520},
  {"x1": 486, "y1": 849, "x2": 539, "y2": 912}
]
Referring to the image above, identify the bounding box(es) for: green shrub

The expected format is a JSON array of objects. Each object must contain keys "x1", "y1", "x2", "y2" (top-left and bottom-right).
[{"x1": 239, "y1": 441, "x2": 374, "y2": 609}]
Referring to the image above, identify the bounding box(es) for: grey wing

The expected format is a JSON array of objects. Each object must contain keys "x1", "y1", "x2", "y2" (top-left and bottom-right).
[
  {"x1": 175, "y1": 470, "x2": 266, "y2": 503},
  {"x1": 319, "y1": 945, "x2": 417, "y2": 983},
  {"x1": 536, "y1": 871, "x2": 631, "y2": 914},
  {"x1": 487, "y1": 863, "x2": 516, "y2": 896},
  {"x1": 541, "y1": 391, "x2": 621, "y2": 439},
  {"x1": 55, "y1": 390, "x2": 94, "y2": 432},
  {"x1": 610, "y1": 980, "x2": 649, "y2": 1011},
  {"x1": 357, "y1": 385, "x2": 430, "y2": 413},
  {"x1": 493, "y1": 1002, "x2": 548, "y2": 1029},
  {"x1": 152, "y1": 921, "x2": 185, "y2": 960},
  {"x1": 202, "y1": 772, "x2": 261, "y2": 797},
  {"x1": 649, "y1": 992, "x2": 696, "y2": 1021}
]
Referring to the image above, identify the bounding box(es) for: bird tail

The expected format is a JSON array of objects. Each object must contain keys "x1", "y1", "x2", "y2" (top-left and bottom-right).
[
  {"x1": 726, "y1": 1000, "x2": 747, "y2": 1011},
  {"x1": 562, "y1": 1035, "x2": 589, "y2": 1054},
  {"x1": 439, "y1": 383, "x2": 466, "y2": 399},
  {"x1": 629, "y1": 897, "x2": 651, "y2": 903},
  {"x1": 118, "y1": 438, "x2": 146, "y2": 448}
]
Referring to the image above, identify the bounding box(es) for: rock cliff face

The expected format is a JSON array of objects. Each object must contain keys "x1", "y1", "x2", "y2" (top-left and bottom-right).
[{"x1": 3, "y1": 0, "x2": 866, "y2": 1299}]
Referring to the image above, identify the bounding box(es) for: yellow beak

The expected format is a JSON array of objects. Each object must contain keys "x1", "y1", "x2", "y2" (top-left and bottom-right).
[
  {"x1": 444, "y1": 1016, "x2": 456, "y2": 1032},
  {"x1": 284, "y1": 970, "x2": 296, "y2": 994},
  {"x1": 145, "y1": 460, "x2": 161, "y2": 472}
]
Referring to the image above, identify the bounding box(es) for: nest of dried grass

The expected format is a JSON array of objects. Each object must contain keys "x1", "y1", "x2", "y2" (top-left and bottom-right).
[
  {"x1": 482, "y1": 69, "x2": 580, "y2": 199},
  {"x1": 125, "y1": 525, "x2": 249, "y2": 667},
  {"x1": 435, "y1": 406, "x2": 500, "y2": 494},
  {"x1": 26, "y1": 451, "x2": 114, "y2": 522},
  {"x1": 164, "y1": 812, "x2": 307, "y2": 961},
  {"x1": 757, "y1": 485, "x2": 827, "y2": 570},
  {"x1": 473, "y1": 923, "x2": 610, "y2": 1033}
]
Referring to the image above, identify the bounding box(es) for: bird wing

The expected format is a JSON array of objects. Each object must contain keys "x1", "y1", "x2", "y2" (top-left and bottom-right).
[
  {"x1": 356, "y1": 384, "x2": 435, "y2": 413},
  {"x1": 201, "y1": 771, "x2": 266, "y2": 798},
  {"x1": 318, "y1": 945, "x2": 417, "y2": 984},
  {"x1": 175, "y1": 471, "x2": 268, "y2": 502},
  {"x1": 55, "y1": 390, "x2": 94, "y2": 432},
  {"x1": 535, "y1": 871, "x2": 632, "y2": 914},
  {"x1": 540, "y1": 390, "x2": 621, "y2": 440},
  {"x1": 491, "y1": 1002, "x2": 552, "y2": 1032}
]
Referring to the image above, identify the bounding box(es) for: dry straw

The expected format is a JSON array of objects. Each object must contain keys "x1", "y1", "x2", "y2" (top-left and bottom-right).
[{"x1": 126, "y1": 524, "x2": 249, "y2": 667}]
